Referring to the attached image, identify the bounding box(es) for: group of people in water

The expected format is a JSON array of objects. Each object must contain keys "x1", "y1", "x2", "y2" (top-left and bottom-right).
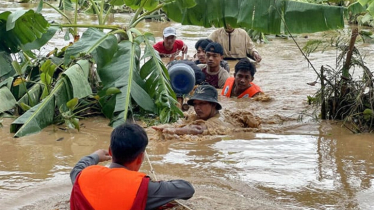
[{"x1": 70, "y1": 25, "x2": 263, "y2": 210}]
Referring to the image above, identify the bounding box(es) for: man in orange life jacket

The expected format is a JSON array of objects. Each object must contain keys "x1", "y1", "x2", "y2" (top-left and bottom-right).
[
  {"x1": 222, "y1": 58, "x2": 262, "y2": 98},
  {"x1": 70, "y1": 123, "x2": 195, "y2": 210}
]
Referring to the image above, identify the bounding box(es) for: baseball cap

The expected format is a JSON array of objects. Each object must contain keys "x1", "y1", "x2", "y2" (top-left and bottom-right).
[
  {"x1": 205, "y1": 42, "x2": 223, "y2": 55},
  {"x1": 163, "y1": 27, "x2": 177, "y2": 38}
]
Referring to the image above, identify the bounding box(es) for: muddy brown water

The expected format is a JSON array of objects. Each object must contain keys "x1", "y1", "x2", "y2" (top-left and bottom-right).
[{"x1": 1, "y1": 2, "x2": 374, "y2": 210}]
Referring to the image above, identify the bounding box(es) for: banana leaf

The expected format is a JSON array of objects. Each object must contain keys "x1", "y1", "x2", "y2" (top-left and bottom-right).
[
  {"x1": 22, "y1": 26, "x2": 58, "y2": 51},
  {"x1": 0, "y1": 51, "x2": 15, "y2": 81},
  {"x1": 359, "y1": 0, "x2": 374, "y2": 16},
  {"x1": 0, "y1": 10, "x2": 50, "y2": 53},
  {"x1": 140, "y1": 33, "x2": 183, "y2": 123},
  {"x1": 64, "y1": 28, "x2": 118, "y2": 66},
  {"x1": 97, "y1": 39, "x2": 155, "y2": 127},
  {"x1": 0, "y1": 86, "x2": 17, "y2": 113},
  {"x1": 163, "y1": 0, "x2": 345, "y2": 34},
  {"x1": 16, "y1": 83, "x2": 42, "y2": 112},
  {"x1": 10, "y1": 60, "x2": 91, "y2": 138}
]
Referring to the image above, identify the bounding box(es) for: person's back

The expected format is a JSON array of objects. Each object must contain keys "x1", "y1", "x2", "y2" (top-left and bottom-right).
[{"x1": 70, "y1": 123, "x2": 194, "y2": 210}]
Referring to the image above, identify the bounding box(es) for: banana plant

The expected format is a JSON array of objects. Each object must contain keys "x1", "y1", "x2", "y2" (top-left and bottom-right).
[
  {"x1": 163, "y1": 0, "x2": 345, "y2": 34},
  {"x1": 10, "y1": 60, "x2": 92, "y2": 137}
]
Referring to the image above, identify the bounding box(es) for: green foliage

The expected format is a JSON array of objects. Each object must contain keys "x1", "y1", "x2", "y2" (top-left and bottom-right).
[
  {"x1": 5, "y1": 0, "x2": 371, "y2": 137},
  {"x1": 359, "y1": 0, "x2": 374, "y2": 16},
  {"x1": 0, "y1": 86, "x2": 17, "y2": 113},
  {"x1": 0, "y1": 10, "x2": 51, "y2": 53},
  {"x1": 10, "y1": 60, "x2": 92, "y2": 137},
  {"x1": 163, "y1": 0, "x2": 345, "y2": 34},
  {"x1": 0, "y1": 52, "x2": 15, "y2": 81},
  {"x1": 140, "y1": 32, "x2": 183, "y2": 123}
]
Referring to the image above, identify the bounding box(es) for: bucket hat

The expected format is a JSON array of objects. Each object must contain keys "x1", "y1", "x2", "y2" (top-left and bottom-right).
[{"x1": 187, "y1": 85, "x2": 222, "y2": 110}]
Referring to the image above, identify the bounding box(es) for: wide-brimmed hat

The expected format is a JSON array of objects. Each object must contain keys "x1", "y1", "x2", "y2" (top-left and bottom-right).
[
  {"x1": 163, "y1": 27, "x2": 177, "y2": 38},
  {"x1": 187, "y1": 85, "x2": 222, "y2": 110}
]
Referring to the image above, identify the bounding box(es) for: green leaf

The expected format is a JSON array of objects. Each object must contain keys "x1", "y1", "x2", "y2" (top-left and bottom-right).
[
  {"x1": 62, "y1": 60, "x2": 92, "y2": 99},
  {"x1": 17, "y1": 83, "x2": 42, "y2": 108},
  {"x1": 59, "y1": 0, "x2": 74, "y2": 10},
  {"x1": 106, "y1": 87, "x2": 121, "y2": 95},
  {"x1": 0, "y1": 10, "x2": 50, "y2": 53},
  {"x1": 66, "y1": 97, "x2": 78, "y2": 110},
  {"x1": 6, "y1": 10, "x2": 27, "y2": 31},
  {"x1": 0, "y1": 86, "x2": 17, "y2": 113},
  {"x1": 71, "y1": 118, "x2": 80, "y2": 131},
  {"x1": 109, "y1": 0, "x2": 125, "y2": 6},
  {"x1": 164, "y1": 0, "x2": 345, "y2": 34},
  {"x1": 97, "y1": 37, "x2": 156, "y2": 127},
  {"x1": 131, "y1": 81, "x2": 155, "y2": 112},
  {"x1": 348, "y1": 2, "x2": 367, "y2": 16},
  {"x1": 143, "y1": 0, "x2": 158, "y2": 11},
  {"x1": 284, "y1": 1, "x2": 345, "y2": 34},
  {"x1": 140, "y1": 33, "x2": 183, "y2": 121},
  {"x1": 64, "y1": 28, "x2": 118, "y2": 65},
  {"x1": 36, "y1": 0, "x2": 44, "y2": 13},
  {"x1": 22, "y1": 26, "x2": 58, "y2": 51},
  {"x1": 0, "y1": 51, "x2": 16, "y2": 81},
  {"x1": 19, "y1": 102, "x2": 31, "y2": 111},
  {"x1": 11, "y1": 61, "x2": 91, "y2": 137}
]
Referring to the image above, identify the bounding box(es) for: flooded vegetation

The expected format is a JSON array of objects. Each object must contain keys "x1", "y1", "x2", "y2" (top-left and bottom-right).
[{"x1": 1, "y1": 1, "x2": 374, "y2": 210}]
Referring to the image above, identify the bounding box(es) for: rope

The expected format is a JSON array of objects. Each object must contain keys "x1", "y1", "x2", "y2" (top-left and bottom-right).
[{"x1": 144, "y1": 149, "x2": 193, "y2": 210}]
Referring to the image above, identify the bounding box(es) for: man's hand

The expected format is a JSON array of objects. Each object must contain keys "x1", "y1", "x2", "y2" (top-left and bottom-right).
[
  {"x1": 181, "y1": 44, "x2": 188, "y2": 54},
  {"x1": 253, "y1": 51, "x2": 262, "y2": 63},
  {"x1": 93, "y1": 149, "x2": 111, "y2": 162}
]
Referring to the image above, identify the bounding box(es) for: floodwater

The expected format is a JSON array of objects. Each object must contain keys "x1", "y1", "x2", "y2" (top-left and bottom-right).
[{"x1": 1, "y1": 1, "x2": 374, "y2": 210}]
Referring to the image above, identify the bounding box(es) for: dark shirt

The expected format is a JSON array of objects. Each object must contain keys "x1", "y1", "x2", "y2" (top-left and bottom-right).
[
  {"x1": 70, "y1": 154, "x2": 195, "y2": 210},
  {"x1": 202, "y1": 67, "x2": 219, "y2": 88}
]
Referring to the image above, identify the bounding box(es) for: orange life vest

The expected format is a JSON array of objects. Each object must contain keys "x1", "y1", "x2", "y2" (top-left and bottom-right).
[
  {"x1": 221, "y1": 77, "x2": 262, "y2": 98},
  {"x1": 71, "y1": 165, "x2": 147, "y2": 210}
]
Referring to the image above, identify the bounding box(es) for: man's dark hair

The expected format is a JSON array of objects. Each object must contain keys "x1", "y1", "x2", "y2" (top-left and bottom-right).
[
  {"x1": 195, "y1": 39, "x2": 212, "y2": 50},
  {"x1": 234, "y1": 58, "x2": 256, "y2": 77},
  {"x1": 110, "y1": 123, "x2": 148, "y2": 165}
]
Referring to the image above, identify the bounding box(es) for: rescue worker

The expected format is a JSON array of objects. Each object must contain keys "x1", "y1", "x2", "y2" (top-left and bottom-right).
[
  {"x1": 222, "y1": 58, "x2": 262, "y2": 98},
  {"x1": 153, "y1": 27, "x2": 188, "y2": 60},
  {"x1": 70, "y1": 123, "x2": 195, "y2": 210},
  {"x1": 194, "y1": 38, "x2": 230, "y2": 72},
  {"x1": 197, "y1": 42, "x2": 229, "y2": 88},
  {"x1": 208, "y1": 25, "x2": 262, "y2": 62}
]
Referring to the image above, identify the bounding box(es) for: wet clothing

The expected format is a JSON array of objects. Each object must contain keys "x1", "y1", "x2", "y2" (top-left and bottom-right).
[
  {"x1": 153, "y1": 40, "x2": 184, "y2": 57},
  {"x1": 221, "y1": 77, "x2": 262, "y2": 98},
  {"x1": 184, "y1": 113, "x2": 233, "y2": 135},
  {"x1": 208, "y1": 28, "x2": 258, "y2": 60},
  {"x1": 194, "y1": 60, "x2": 230, "y2": 73},
  {"x1": 70, "y1": 154, "x2": 195, "y2": 210},
  {"x1": 198, "y1": 64, "x2": 229, "y2": 88}
]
